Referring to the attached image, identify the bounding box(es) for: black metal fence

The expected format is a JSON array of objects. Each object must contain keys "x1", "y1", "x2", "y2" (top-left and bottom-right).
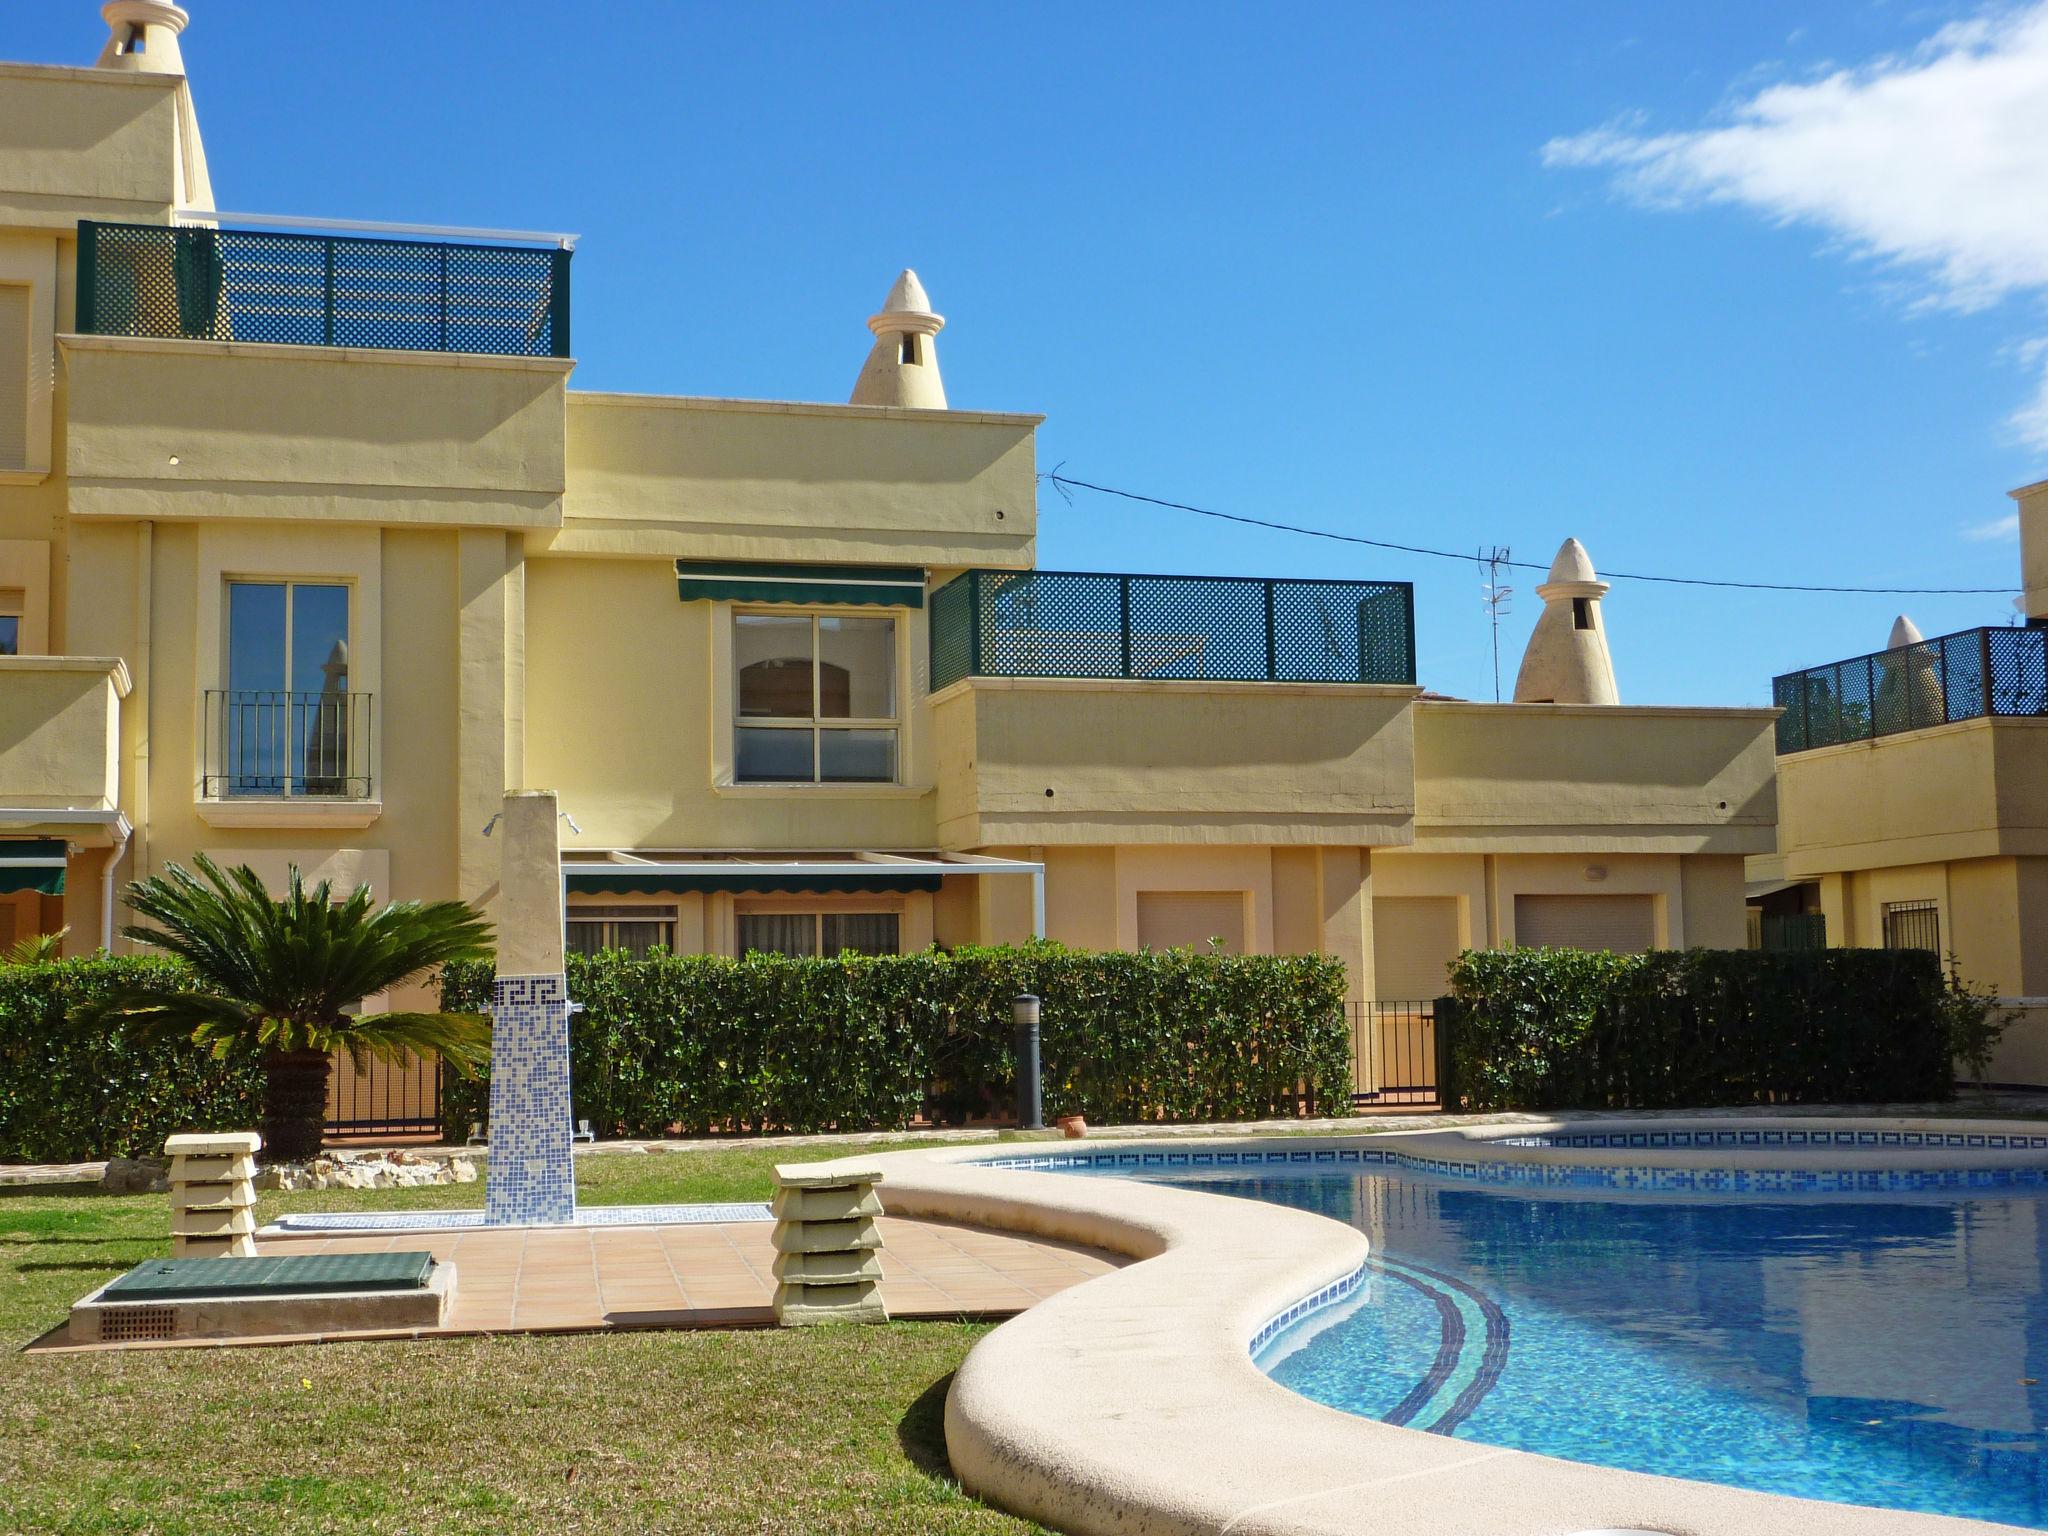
[
  {"x1": 930, "y1": 569, "x2": 1416, "y2": 690},
  {"x1": 1349, "y1": 1000, "x2": 1442, "y2": 1107},
  {"x1": 1773, "y1": 625, "x2": 2048, "y2": 753},
  {"x1": 326, "y1": 1053, "x2": 442, "y2": 1140},
  {"x1": 77, "y1": 220, "x2": 571, "y2": 358},
  {"x1": 203, "y1": 689, "x2": 374, "y2": 799},
  {"x1": 1757, "y1": 912, "x2": 1827, "y2": 952}
]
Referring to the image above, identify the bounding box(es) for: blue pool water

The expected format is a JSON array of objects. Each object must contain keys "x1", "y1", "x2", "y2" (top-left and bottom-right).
[{"x1": 1135, "y1": 1165, "x2": 2048, "y2": 1527}]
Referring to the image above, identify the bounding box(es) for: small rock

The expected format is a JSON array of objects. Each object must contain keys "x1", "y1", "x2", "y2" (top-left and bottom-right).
[{"x1": 101, "y1": 1158, "x2": 171, "y2": 1195}]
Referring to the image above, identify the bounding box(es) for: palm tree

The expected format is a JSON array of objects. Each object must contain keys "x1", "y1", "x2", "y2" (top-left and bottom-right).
[
  {"x1": 83, "y1": 855, "x2": 494, "y2": 1161},
  {"x1": 2, "y1": 926, "x2": 68, "y2": 964}
]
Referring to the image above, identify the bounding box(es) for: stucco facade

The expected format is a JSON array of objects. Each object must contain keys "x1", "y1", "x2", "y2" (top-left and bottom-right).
[{"x1": 0, "y1": 10, "x2": 1778, "y2": 1089}]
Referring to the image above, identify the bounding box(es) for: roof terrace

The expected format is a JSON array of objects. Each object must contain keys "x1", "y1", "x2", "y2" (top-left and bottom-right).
[{"x1": 1772, "y1": 624, "x2": 2048, "y2": 754}]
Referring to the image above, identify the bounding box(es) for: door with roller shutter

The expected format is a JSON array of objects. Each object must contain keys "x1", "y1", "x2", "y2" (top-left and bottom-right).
[
  {"x1": 1136, "y1": 891, "x2": 1246, "y2": 954},
  {"x1": 1513, "y1": 893, "x2": 1655, "y2": 953}
]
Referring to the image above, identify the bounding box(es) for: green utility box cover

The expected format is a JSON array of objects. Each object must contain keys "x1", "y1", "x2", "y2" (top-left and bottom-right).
[{"x1": 104, "y1": 1252, "x2": 435, "y2": 1301}]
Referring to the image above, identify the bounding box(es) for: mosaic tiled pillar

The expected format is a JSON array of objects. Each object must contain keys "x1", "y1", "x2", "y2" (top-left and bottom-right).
[
  {"x1": 482, "y1": 973, "x2": 577, "y2": 1226},
  {"x1": 482, "y1": 791, "x2": 577, "y2": 1227}
]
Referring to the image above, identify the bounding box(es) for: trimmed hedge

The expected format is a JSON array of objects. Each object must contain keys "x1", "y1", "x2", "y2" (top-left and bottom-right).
[
  {"x1": 1438, "y1": 946, "x2": 1955, "y2": 1112},
  {"x1": 0, "y1": 956, "x2": 265, "y2": 1162},
  {"x1": 440, "y1": 942, "x2": 1351, "y2": 1137}
]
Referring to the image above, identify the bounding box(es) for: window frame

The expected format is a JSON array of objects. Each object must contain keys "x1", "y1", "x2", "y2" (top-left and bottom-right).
[
  {"x1": 731, "y1": 607, "x2": 902, "y2": 786},
  {"x1": 735, "y1": 907, "x2": 902, "y2": 959},
  {"x1": 1882, "y1": 899, "x2": 1941, "y2": 953},
  {"x1": 566, "y1": 904, "x2": 681, "y2": 959}
]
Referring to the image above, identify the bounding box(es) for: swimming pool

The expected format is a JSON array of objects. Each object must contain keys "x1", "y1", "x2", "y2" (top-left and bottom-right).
[{"x1": 1120, "y1": 1162, "x2": 2048, "y2": 1529}]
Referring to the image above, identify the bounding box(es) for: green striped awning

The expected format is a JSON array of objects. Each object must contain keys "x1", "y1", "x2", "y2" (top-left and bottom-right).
[
  {"x1": 568, "y1": 870, "x2": 941, "y2": 897},
  {"x1": 675, "y1": 560, "x2": 925, "y2": 609},
  {"x1": 0, "y1": 839, "x2": 66, "y2": 896}
]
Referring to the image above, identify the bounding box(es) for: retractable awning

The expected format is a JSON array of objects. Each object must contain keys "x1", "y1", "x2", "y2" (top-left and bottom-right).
[
  {"x1": 0, "y1": 838, "x2": 67, "y2": 895},
  {"x1": 674, "y1": 560, "x2": 925, "y2": 609}
]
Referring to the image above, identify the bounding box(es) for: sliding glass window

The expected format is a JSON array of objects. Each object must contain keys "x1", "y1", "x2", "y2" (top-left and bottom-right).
[{"x1": 734, "y1": 612, "x2": 898, "y2": 783}]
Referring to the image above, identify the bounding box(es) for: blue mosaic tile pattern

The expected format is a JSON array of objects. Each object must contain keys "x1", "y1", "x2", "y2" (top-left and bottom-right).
[
  {"x1": 1493, "y1": 1127, "x2": 2048, "y2": 1151},
  {"x1": 976, "y1": 1143, "x2": 2048, "y2": 1193},
  {"x1": 483, "y1": 973, "x2": 578, "y2": 1226},
  {"x1": 1249, "y1": 1263, "x2": 1367, "y2": 1356},
  {"x1": 274, "y1": 1203, "x2": 773, "y2": 1233}
]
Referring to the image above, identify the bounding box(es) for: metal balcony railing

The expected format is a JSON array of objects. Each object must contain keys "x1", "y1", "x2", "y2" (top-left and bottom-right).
[
  {"x1": 929, "y1": 570, "x2": 1416, "y2": 690},
  {"x1": 77, "y1": 220, "x2": 571, "y2": 358},
  {"x1": 1772, "y1": 625, "x2": 2048, "y2": 753},
  {"x1": 203, "y1": 690, "x2": 374, "y2": 800}
]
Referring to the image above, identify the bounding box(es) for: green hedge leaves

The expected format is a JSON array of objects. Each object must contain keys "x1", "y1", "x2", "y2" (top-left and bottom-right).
[
  {"x1": 440, "y1": 942, "x2": 1352, "y2": 1136},
  {"x1": 0, "y1": 956, "x2": 265, "y2": 1162},
  {"x1": 1438, "y1": 946, "x2": 1955, "y2": 1112}
]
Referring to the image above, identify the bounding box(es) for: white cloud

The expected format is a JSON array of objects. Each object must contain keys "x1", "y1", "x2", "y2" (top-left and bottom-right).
[
  {"x1": 1963, "y1": 512, "x2": 2021, "y2": 540},
  {"x1": 1544, "y1": 4, "x2": 2048, "y2": 450}
]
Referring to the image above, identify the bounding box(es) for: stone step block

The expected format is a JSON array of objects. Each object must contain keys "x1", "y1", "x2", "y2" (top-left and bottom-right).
[
  {"x1": 175, "y1": 1183, "x2": 256, "y2": 1212},
  {"x1": 164, "y1": 1132, "x2": 262, "y2": 1159},
  {"x1": 772, "y1": 1279, "x2": 887, "y2": 1326},
  {"x1": 171, "y1": 1207, "x2": 257, "y2": 1238},
  {"x1": 173, "y1": 1233, "x2": 257, "y2": 1260},
  {"x1": 771, "y1": 1183, "x2": 883, "y2": 1224},
  {"x1": 169, "y1": 1154, "x2": 257, "y2": 1184},
  {"x1": 771, "y1": 1216, "x2": 882, "y2": 1255},
  {"x1": 773, "y1": 1163, "x2": 885, "y2": 1192},
  {"x1": 771, "y1": 1248, "x2": 886, "y2": 1285}
]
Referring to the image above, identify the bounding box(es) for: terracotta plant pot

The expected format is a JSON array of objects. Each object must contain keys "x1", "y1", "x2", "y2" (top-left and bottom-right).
[{"x1": 1055, "y1": 1113, "x2": 1088, "y2": 1139}]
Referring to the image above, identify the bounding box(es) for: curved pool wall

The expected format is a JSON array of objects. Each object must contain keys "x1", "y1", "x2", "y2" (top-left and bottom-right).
[{"x1": 812, "y1": 1118, "x2": 2048, "y2": 1536}]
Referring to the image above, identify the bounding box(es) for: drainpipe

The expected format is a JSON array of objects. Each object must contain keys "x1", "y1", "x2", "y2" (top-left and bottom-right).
[{"x1": 100, "y1": 821, "x2": 132, "y2": 953}]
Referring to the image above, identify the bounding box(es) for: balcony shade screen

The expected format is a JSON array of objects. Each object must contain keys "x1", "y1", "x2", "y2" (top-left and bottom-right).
[
  {"x1": 0, "y1": 838, "x2": 66, "y2": 895},
  {"x1": 675, "y1": 561, "x2": 924, "y2": 609},
  {"x1": 567, "y1": 869, "x2": 941, "y2": 897}
]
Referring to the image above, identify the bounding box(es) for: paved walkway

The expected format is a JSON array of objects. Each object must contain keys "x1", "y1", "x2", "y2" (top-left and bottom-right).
[{"x1": 35, "y1": 1213, "x2": 1123, "y2": 1351}]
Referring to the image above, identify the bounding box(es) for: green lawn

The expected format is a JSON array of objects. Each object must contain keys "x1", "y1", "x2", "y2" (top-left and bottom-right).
[{"x1": 0, "y1": 1141, "x2": 1049, "y2": 1536}]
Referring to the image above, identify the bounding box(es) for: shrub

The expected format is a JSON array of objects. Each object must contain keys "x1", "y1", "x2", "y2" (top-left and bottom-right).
[
  {"x1": 440, "y1": 942, "x2": 1351, "y2": 1137},
  {"x1": 0, "y1": 955, "x2": 266, "y2": 1162},
  {"x1": 1437, "y1": 946, "x2": 1956, "y2": 1112}
]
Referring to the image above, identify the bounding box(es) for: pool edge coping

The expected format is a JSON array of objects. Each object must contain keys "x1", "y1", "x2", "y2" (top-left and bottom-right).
[{"x1": 814, "y1": 1115, "x2": 2048, "y2": 1536}]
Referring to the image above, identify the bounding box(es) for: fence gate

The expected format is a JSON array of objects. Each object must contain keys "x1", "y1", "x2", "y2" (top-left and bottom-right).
[
  {"x1": 1351, "y1": 1001, "x2": 1441, "y2": 1108},
  {"x1": 325, "y1": 1050, "x2": 443, "y2": 1139}
]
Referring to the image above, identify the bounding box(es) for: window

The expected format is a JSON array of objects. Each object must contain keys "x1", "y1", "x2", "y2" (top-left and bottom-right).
[
  {"x1": 734, "y1": 612, "x2": 898, "y2": 783},
  {"x1": 1572, "y1": 597, "x2": 1593, "y2": 631},
  {"x1": 0, "y1": 286, "x2": 27, "y2": 472},
  {"x1": 1883, "y1": 900, "x2": 1940, "y2": 953},
  {"x1": 0, "y1": 587, "x2": 22, "y2": 657},
  {"x1": 220, "y1": 580, "x2": 354, "y2": 796},
  {"x1": 568, "y1": 905, "x2": 678, "y2": 959},
  {"x1": 899, "y1": 333, "x2": 919, "y2": 365},
  {"x1": 737, "y1": 911, "x2": 900, "y2": 958}
]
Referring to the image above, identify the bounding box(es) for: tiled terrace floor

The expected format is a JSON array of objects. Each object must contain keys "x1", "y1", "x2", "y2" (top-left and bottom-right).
[{"x1": 38, "y1": 1215, "x2": 1123, "y2": 1350}]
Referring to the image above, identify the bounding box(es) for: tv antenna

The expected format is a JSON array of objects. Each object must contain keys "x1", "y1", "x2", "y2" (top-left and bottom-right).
[{"x1": 1477, "y1": 547, "x2": 1513, "y2": 702}]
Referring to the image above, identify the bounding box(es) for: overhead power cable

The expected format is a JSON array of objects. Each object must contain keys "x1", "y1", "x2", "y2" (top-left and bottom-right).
[{"x1": 1044, "y1": 472, "x2": 2020, "y2": 597}]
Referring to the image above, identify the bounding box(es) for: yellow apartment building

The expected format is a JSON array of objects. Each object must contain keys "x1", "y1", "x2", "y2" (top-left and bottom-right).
[
  {"x1": 1753, "y1": 478, "x2": 2048, "y2": 1085},
  {"x1": 0, "y1": 5, "x2": 1779, "y2": 1109}
]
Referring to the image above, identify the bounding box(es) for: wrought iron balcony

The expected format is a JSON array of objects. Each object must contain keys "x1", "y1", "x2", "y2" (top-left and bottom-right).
[
  {"x1": 77, "y1": 220, "x2": 570, "y2": 358},
  {"x1": 929, "y1": 570, "x2": 1415, "y2": 690},
  {"x1": 203, "y1": 690, "x2": 374, "y2": 800},
  {"x1": 1772, "y1": 625, "x2": 2048, "y2": 753}
]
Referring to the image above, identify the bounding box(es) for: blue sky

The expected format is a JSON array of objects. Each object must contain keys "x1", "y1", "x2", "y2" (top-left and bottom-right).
[{"x1": 17, "y1": 2, "x2": 2048, "y2": 704}]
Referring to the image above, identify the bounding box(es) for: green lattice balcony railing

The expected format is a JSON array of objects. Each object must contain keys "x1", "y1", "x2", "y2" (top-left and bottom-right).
[
  {"x1": 75, "y1": 220, "x2": 570, "y2": 358},
  {"x1": 1772, "y1": 624, "x2": 2048, "y2": 753},
  {"x1": 929, "y1": 570, "x2": 1416, "y2": 690}
]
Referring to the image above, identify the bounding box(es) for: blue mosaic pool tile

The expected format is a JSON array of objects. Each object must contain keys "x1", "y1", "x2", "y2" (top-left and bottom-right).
[
  {"x1": 483, "y1": 972, "x2": 578, "y2": 1227},
  {"x1": 1248, "y1": 1264, "x2": 1367, "y2": 1356}
]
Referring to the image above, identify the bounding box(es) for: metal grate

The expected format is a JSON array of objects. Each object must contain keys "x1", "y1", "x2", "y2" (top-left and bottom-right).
[
  {"x1": 1758, "y1": 912, "x2": 1827, "y2": 952},
  {"x1": 327, "y1": 1051, "x2": 442, "y2": 1139},
  {"x1": 928, "y1": 570, "x2": 1415, "y2": 690},
  {"x1": 77, "y1": 221, "x2": 571, "y2": 358},
  {"x1": 1882, "y1": 901, "x2": 1940, "y2": 954},
  {"x1": 203, "y1": 689, "x2": 373, "y2": 800},
  {"x1": 1774, "y1": 625, "x2": 2048, "y2": 752},
  {"x1": 94, "y1": 1305, "x2": 176, "y2": 1342}
]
